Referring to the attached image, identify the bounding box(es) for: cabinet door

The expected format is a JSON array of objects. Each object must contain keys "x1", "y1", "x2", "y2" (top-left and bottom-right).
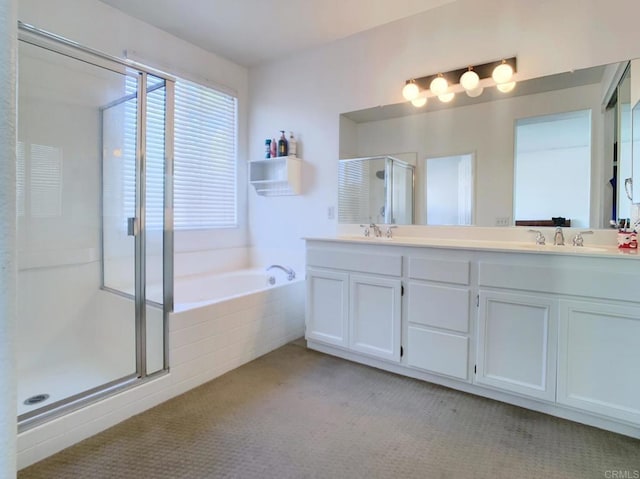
[
  {"x1": 476, "y1": 291, "x2": 557, "y2": 401},
  {"x1": 558, "y1": 300, "x2": 640, "y2": 424},
  {"x1": 305, "y1": 268, "x2": 349, "y2": 347},
  {"x1": 349, "y1": 274, "x2": 402, "y2": 362}
]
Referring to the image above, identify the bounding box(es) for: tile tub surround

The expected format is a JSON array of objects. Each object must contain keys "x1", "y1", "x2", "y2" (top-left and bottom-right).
[{"x1": 17, "y1": 278, "x2": 305, "y2": 469}]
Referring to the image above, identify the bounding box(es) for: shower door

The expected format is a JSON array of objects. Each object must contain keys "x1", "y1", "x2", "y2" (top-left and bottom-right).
[{"x1": 17, "y1": 25, "x2": 172, "y2": 425}]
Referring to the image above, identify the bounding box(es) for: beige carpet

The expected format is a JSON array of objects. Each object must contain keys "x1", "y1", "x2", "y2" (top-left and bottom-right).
[{"x1": 19, "y1": 340, "x2": 640, "y2": 479}]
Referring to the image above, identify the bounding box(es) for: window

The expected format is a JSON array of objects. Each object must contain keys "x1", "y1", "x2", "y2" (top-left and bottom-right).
[
  {"x1": 122, "y1": 76, "x2": 238, "y2": 230},
  {"x1": 514, "y1": 110, "x2": 591, "y2": 228},
  {"x1": 15, "y1": 141, "x2": 63, "y2": 218},
  {"x1": 174, "y1": 79, "x2": 237, "y2": 229}
]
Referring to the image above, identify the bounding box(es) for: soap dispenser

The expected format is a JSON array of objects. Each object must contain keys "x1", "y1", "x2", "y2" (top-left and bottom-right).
[{"x1": 278, "y1": 130, "x2": 288, "y2": 157}]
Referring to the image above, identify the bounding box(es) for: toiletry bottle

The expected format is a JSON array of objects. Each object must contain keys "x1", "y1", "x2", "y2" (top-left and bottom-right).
[
  {"x1": 264, "y1": 139, "x2": 271, "y2": 159},
  {"x1": 278, "y1": 130, "x2": 288, "y2": 157},
  {"x1": 288, "y1": 132, "x2": 297, "y2": 157},
  {"x1": 270, "y1": 138, "x2": 277, "y2": 158}
]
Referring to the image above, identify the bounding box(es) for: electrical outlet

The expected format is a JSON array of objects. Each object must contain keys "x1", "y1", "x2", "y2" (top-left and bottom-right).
[
  {"x1": 495, "y1": 216, "x2": 510, "y2": 226},
  {"x1": 327, "y1": 206, "x2": 335, "y2": 220}
]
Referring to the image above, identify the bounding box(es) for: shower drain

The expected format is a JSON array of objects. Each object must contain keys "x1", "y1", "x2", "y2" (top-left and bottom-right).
[{"x1": 23, "y1": 394, "x2": 50, "y2": 406}]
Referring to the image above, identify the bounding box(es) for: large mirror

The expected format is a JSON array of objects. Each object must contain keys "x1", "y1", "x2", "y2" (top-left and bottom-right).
[{"x1": 339, "y1": 60, "x2": 636, "y2": 228}]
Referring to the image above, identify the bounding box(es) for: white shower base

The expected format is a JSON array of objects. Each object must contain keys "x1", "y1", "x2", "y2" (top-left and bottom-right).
[{"x1": 17, "y1": 358, "x2": 130, "y2": 417}]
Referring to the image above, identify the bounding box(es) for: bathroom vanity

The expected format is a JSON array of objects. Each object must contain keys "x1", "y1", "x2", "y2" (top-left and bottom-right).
[{"x1": 304, "y1": 232, "x2": 640, "y2": 438}]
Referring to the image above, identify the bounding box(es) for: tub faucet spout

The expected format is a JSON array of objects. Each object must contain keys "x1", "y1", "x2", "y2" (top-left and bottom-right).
[{"x1": 266, "y1": 265, "x2": 296, "y2": 281}]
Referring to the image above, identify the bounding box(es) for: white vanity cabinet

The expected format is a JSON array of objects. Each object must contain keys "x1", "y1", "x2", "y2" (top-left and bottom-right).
[
  {"x1": 305, "y1": 237, "x2": 640, "y2": 438},
  {"x1": 405, "y1": 256, "x2": 471, "y2": 380},
  {"x1": 557, "y1": 300, "x2": 640, "y2": 424},
  {"x1": 305, "y1": 242, "x2": 403, "y2": 362},
  {"x1": 476, "y1": 290, "x2": 557, "y2": 401}
]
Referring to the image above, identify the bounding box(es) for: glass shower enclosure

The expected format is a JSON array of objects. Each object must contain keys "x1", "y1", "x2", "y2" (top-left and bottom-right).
[{"x1": 16, "y1": 23, "x2": 173, "y2": 427}]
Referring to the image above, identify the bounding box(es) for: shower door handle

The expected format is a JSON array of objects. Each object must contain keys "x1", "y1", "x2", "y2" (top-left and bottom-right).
[{"x1": 127, "y1": 217, "x2": 139, "y2": 237}]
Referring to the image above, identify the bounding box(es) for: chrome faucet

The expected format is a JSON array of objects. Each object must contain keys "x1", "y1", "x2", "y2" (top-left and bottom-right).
[
  {"x1": 369, "y1": 223, "x2": 382, "y2": 237},
  {"x1": 528, "y1": 229, "x2": 546, "y2": 245},
  {"x1": 553, "y1": 227, "x2": 565, "y2": 246},
  {"x1": 266, "y1": 265, "x2": 296, "y2": 281},
  {"x1": 571, "y1": 230, "x2": 593, "y2": 246},
  {"x1": 385, "y1": 225, "x2": 397, "y2": 238}
]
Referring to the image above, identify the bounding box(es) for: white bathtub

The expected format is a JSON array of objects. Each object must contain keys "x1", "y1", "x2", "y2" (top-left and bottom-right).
[
  {"x1": 167, "y1": 266, "x2": 305, "y2": 392},
  {"x1": 169, "y1": 268, "x2": 299, "y2": 311}
]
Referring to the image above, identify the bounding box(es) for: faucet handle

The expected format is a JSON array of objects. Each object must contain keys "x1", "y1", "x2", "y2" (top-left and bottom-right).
[
  {"x1": 528, "y1": 229, "x2": 546, "y2": 245},
  {"x1": 359, "y1": 224, "x2": 370, "y2": 237},
  {"x1": 572, "y1": 230, "x2": 593, "y2": 246},
  {"x1": 385, "y1": 225, "x2": 398, "y2": 238}
]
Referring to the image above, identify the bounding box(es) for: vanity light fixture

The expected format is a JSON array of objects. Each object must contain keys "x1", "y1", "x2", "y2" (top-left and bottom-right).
[
  {"x1": 460, "y1": 67, "x2": 480, "y2": 91},
  {"x1": 402, "y1": 79, "x2": 420, "y2": 101},
  {"x1": 492, "y1": 60, "x2": 514, "y2": 84},
  {"x1": 438, "y1": 91, "x2": 455, "y2": 103},
  {"x1": 429, "y1": 74, "x2": 448, "y2": 96},
  {"x1": 402, "y1": 56, "x2": 517, "y2": 107},
  {"x1": 496, "y1": 81, "x2": 516, "y2": 93},
  {"x1": 466, "y1": 86, "x2": 484, "y2": 98},
  {"x1": 411, "y1": 93, "x2": 427, "y2": 107}
]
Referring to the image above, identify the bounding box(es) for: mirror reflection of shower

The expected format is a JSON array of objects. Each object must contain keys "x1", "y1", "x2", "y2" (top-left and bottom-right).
[{"x1": 338, "y1": 156, "x2": 415, "y2": 224}]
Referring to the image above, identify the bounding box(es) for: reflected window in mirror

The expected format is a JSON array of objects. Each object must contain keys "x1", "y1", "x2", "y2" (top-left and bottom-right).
[
  {"x1": 514, "y1": 110, "x2": 591, "y2": 228},
  {"x1": 338, "y1": 159, "x2": 372, "y2": 223},
  {"x1": 425, "y1": 153, "x2": 474, "y2": 225}
]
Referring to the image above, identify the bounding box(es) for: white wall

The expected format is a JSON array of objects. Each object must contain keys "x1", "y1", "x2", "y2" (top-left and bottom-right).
[{"x1": 248, "y1": 0, "x2": 640, "y2": 263}]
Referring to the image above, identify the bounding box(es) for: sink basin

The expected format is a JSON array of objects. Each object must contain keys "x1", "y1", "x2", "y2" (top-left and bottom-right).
[
  {"x1": 515, "y1": 243, "x2": 609, "y2": 253},
  {"x1": 334, "y1": 235, "x2": 618, "y2": 254}
]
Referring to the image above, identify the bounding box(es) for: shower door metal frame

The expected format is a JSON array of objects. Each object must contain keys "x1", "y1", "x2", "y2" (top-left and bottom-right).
[{"x1": 17, "y1": 22, "x2": 174, "y2": 430}]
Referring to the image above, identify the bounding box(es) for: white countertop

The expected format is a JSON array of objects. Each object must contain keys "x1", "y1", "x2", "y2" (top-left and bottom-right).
[{"x1": 305, "y1": 234, "x2": 640, "y2": 259}]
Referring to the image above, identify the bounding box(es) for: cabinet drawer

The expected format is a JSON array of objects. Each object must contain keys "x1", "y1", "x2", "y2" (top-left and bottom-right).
[
  {"x1": 307, "y1": 248, "x2": 402, "y2": 276},
  {"x1": 407, "y1": 326, "x2": 469, "y2": 380},
  {"x1": 408, "y1": 257, "x2": 469, "y2": 285},
  {"x1": 407, "y1": 282, "x2": 469, "y2": 333}
]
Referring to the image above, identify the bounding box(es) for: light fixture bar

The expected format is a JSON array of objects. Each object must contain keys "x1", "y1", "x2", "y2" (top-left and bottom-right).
[{"x1": 405, "y1": 57, "x2": 517, "y2": 92}]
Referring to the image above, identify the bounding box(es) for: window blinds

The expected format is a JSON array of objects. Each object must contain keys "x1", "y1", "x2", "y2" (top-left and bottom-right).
[{"x1": 123, "y1": 75, "x2": 238, "y2": 230}]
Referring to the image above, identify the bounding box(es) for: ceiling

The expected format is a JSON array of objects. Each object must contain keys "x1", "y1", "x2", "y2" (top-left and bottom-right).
[{"x1": 99, "y1": 0, "x2": 456, "y2": 67}]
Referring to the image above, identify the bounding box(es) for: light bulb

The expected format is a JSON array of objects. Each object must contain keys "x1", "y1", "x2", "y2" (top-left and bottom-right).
[
  {"x1": 402, "y1": 81, "x2": 419, "y2": 101},
  {"x1": 460, "y1": 69, "x2": 480, "y2": 91},
  {"x1": 492, "y1": 61, "x2": 514, "y2": 84},
  {"x1": 466, "y1": 86, "x2": 484, "y2": 98},
  {"x1": 496, "y1": 81, "x2": 516, "y2": 93},
  {"x1": 430, "y1": 75, "x2": 448, "y2": 96},
  {"x1": 438, "y1": 91, "x2": 455, "y2": 103},
  {"x1": 411, "y1": 95, "x2": 427, "y2": 107}
]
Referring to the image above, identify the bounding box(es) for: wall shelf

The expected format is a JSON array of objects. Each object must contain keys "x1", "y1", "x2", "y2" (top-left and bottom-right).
[{"x1": 249, "y1": 156, "x2": 301, "y2": 196}]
